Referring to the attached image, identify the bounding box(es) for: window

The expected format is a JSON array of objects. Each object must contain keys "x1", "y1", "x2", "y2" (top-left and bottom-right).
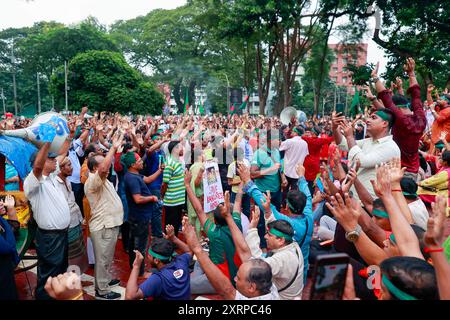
[
  {"x1": 333, "y1": 67, "x2": 338, "y2": 72},
  {"x1": 342, "y1": 58, "x2": 348, "y2": 65},
  {"x1": 342, "y1": 77, "x2": 347, "y2": 84}
]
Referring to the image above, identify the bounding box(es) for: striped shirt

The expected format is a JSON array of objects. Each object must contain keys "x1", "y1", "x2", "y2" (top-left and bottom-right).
[{"x1": 163, "y1": 156, "x2": 185, "y2": 206}]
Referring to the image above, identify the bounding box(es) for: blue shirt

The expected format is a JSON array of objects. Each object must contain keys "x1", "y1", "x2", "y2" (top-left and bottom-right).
[
  {"x1": 5, "y1": 163, "x2": 19, "y2": 191},
  {"x1": 243, "y1": 177, "x2": 313, "y2": 281},
  {"x1": 139, "y1": 253, "x2": 191, "y2": 300},
  {"x1": 143, "y1": 150, "x2": 163, "y2": 190},
  {"x1": 124, "y1": 172, "x2": 153, "y2": 222}
]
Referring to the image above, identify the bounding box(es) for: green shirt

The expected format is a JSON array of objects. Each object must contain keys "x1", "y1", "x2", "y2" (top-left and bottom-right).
[
  {"x1": 163, "y1": 156, "x2": 185, "y2": 206},
  {"x1": 187, "y1": 162, "x2": 204, "y2": 221},
  {"x1": 204, "y1": 212, "x2": 242, "y2": 286},
  {"x1": 251, "y1": 146, "x2": 281, "y2": 193}
]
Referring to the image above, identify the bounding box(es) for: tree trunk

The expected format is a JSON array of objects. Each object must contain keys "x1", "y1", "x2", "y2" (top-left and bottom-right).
[
  {"x1": 173, "y1": 78, "x2": 183, "y2": 113},
  {"x1": 188, "y1": 80, "x2": 196, "y2": 113}
]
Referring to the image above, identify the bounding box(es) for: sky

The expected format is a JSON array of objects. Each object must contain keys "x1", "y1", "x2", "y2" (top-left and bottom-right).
[{"x1": 0, "y1": 0, "x2": 388, "y2": 74}]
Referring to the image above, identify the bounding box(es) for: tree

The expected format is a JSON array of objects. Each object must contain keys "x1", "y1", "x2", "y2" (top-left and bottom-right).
[{"x1": 49, "y1": 50, "x2": 165, "y2": 114}]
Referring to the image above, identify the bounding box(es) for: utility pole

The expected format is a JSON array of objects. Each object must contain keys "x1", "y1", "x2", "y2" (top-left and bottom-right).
[
  {"x1": 11, "y1": 42, "x2": 18, "y2": 115},
  {"x1": 1, "y1": 88, "x2": 6, "y2": 115},
  {"x1": 37, "y1": 72, "x2": 41, "y2": 113},
  {"x1": 222, "y1": 72, "x2": 230, "y2": 112},
  {"x1": 64, "y1": 61, "x2": 68, "y2": 111}
]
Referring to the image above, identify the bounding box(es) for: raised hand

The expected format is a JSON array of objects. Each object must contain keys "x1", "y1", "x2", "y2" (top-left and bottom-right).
[
  {"x1": 341, "y1": 120, "x2": 354, "y2": 138},
  {"x1": 132, "y1": 250, "x2": 144, "y2": 269},
  {"x1": 44, "y1": 272, "x2": 83, "y2": 300},
  {"x1": 325, "y1": 193, "x2": 361, "y2": 232},
  {"x1": 184, "y1": 169, "x2": 192, "y2": 185},
  {"x1": 249, "y1": 206, "x2": 260, "y2": 230},
  {"x1": 112, "y1": 132, "x2": 124, "y2": 149},
  {"x1": 395, "y1": 77, "x2": 403, "y2": 88},
  {"x1": 219, "y1": 191, "x2": 231, "y2": 218},
  {"x1": 424, "y1": 195, "x2": 447, "y2": 248},
  {"x1": 163, "y1": 224, "x2": 175, "y2": 241},
  {"x1": 342, "y1": 167, "x2": 357, "y2": 193},
  {"x1": 237, "y1": 162, "x2": 251, "y2": 184},
  {"x1": 182, "y1": 218, "x2": 201, "y2": 251},
  {"x1": 427, "y1": 84, "x2": 435, "y2": 93},
  {"x1": 260, "y1": 192, "x2": 272, "y2": 213},
  {"x1": 370, "y1": 164, "x2": 392, "y2": 199},
  {"x1": 403, "y1": 57, "x2": 415, "y2": 74},
  {"x1": 387, "y1": 157, "x2": 405, "y2": 184},
  {"x1": 296, "y1": 163, "x2": 305, "y2": 177},
  {"x1": 4, "y1": 194, "x2": 15, "y2": 209},
  {"x1": 371, "y1": 62, "x2": 379, "y2": 78}
]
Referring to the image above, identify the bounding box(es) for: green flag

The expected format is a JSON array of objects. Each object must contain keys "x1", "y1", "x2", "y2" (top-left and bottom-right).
[
  {"x1": 350, "y1": 88, "x2": 360, "y2": 117},
  {"x1": 199, "y1": 101, "x2": 205, "y2": 115},
  {"x1": 184, "y1": 88, "x2": 189, "y2": 114},
  {"x1": 239, "y1": 94, "x2": 250, "y2": 110},
  {"x1": 230, "y1": 103, "x2": 236, "y2": 115}
]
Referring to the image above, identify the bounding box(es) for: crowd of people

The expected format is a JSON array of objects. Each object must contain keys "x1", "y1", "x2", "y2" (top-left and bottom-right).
[{"x1": 0, "y1": 57, "x2": 449, "y2": 301}]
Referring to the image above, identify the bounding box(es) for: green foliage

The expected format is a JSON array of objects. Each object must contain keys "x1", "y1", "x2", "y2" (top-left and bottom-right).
[
  {"x1": 346, "y1": 63, "x2": 374, "y2": 86},
  {"x1": 49, "y1": 50, "x2": 164, "y2": 114}
]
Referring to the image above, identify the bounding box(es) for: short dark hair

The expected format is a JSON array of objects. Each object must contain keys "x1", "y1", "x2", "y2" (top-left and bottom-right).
[
  {"x1": 286, "y1": 190, "x2": 307, "y2": 215},
  {"x1": 87, "y1": 155, "x2": 99, "y2": 171},
  {"x1": 246, "y1": 259, "x2": 273, "y2": 295},
  {"x1": 151, "y1": 238, "x2": 175, "y2": 263},
  {"x1": 267, "y1": 220, "x2": 294, "y2": 244},
  {"x1": 372, "y1": 198, "x2": 386, "y2": 210},
  {"x1": 392, "y1": 94, "x2": 410, "y2": 107},
  {"x1": 85, "y1": 143, "x2": 97, "y2": 156},
  {"x1": 441, "y1": 150, "x2": 450, "y2": 165},
  {"x1": 168, "y1": 141, "x2": 180, "y2": 155},
  {"x1": 380, "y1": 256, "x2": 438, "y2": 300}
]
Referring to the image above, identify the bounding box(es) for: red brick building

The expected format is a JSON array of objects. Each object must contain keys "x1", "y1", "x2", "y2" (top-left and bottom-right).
[{"x1": 328, "y1": 43, "x2": 368, "y2": 92}]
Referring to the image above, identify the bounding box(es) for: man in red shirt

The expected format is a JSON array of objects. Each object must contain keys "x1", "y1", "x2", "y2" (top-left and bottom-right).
[
  {"x1": 302, "y1": 128, "x2": 333, "y2": 194},
  {"x1": 372, "y1": 58, "x2": 426, "y2": 181}
]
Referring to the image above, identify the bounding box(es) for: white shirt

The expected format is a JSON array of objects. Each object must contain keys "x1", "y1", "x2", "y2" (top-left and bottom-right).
[
  {"x1": 55, "y1": 176, "x2": 83, "y2": 228},
  {"x1": 24, "y1": 166, "x2": 71, "y2": 230},
  {"x1": 338, "y1": 135, "x2": 401, "y2": 200},
  {"x1": 235, "y1": 284, "x2": 280, "y2": 300},
  {"x1": 67, "y1": 138, "x2": 84, "y2": 184},
  {"x1": 245, "y1": 228, "x2": 304, "y2": 300},
  {"x1": 408, "y1": 199, "x2": 429, "y2": 231},
  {"x1": 279, "y1": 136, "x2": 309, "y2": 179}
]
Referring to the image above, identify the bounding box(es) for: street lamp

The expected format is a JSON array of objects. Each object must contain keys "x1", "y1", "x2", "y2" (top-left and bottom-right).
[{"x1": 221, "y1": 72, "x2": 230, "y2": 111}]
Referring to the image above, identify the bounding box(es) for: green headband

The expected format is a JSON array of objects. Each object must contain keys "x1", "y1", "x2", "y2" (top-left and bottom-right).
[
  {"x1": 375, "y1": 110, "x2": 391, "y2": 122},
  {"x1": 148, "y1": 248, "x2": 175, "y2": 262},
  {"x1": 396, "y1": 103, "x2": 411, "y2": 109},
  {"x1": 293, "y1": 127, "x2": 302, "y2": 135},
  {"x1": 389, "y1": 233, "x2": 397, "y2": 245},
  {"x1": 382, "y1": 275, "x2": 418, "y2": 300},
  {"x1": 286, "y1": 199, "x2": 299, "y2": 214},
  {"x1": 372, "y1": 209, "x2": 389, "y2": 219},
  {"x1": 402, "y1": 191, "x2": 417, "y2": 198},
  {"x1": 269, "y1": 228, "x2": 293, "y2": 241},
  {"x1": 436, "y1": 143, "x2": 445, "y2": 149}
]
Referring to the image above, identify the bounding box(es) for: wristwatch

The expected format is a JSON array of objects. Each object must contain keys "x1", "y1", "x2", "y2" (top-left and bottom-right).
[
  {"x1": 370, "y1": 76, "x2": 379, "y2": 83},
  {"x1": 345, "y1": 225, "x2": 362, "y2": 242}
]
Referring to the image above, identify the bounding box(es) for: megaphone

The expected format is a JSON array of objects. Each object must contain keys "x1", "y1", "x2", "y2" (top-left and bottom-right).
[
  {"x1": 280, "y1": 107, "x2": 306, "y2": 125},
  {"x1": 0, "y1": 111, "x2": 70, "y2": 153}
]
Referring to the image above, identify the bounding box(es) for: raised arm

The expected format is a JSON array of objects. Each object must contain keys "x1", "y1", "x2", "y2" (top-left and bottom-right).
[
  {"x1": 98, "y1": 132, "x2": 123, "y2": 180},
  {"x1": 326, "y1": 193, "x2": 388, "y2": 266},
  {"x1": 184, "y1": 170, "x2": 208, "y2": 228},
  {"x1": 221, "y1": 191, "x2": 252, "y2": 262},
  {"x1": 424, "y1": 196, "x2": 450, "y2": 300},
  {"x1": 184, "y1": 221, "x2": 236, "y2": 300},
  {"x1": 371, "y1": 164, "x2": 424, "y2": 260},
  {"x1": 164, "y1": 223, "x2": 191, "y2": 255}
]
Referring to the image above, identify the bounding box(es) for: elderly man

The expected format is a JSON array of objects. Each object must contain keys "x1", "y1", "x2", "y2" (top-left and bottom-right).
[
  {"x1": 56, "y1": 156, "x2": 88, "y2": 273},
  {"x1": 85, "y1": 132, "x2": 124, "y2": 300},
  {"x1": 332, "y1": 108, "x2": 400, "y2": 199},
  {"x1": 183, "y1": 220, "x2": 280, "y2": 300},
  {"x1": 24, "y1": 127, "x2": 71, "y2": 300}
]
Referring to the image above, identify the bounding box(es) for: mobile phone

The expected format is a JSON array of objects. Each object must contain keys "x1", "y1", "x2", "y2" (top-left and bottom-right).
[
  {"x1": 335, "y1": 103, "x2": 345, "y2": 114},
  {"x1": 309, "y1": 253, "x2": 350, "y2": 300}
]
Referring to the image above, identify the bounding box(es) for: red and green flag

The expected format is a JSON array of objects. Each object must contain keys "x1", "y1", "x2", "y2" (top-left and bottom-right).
[
  {"x1": 184, "y1": 88, "x2": 189, "y2": 114},
  {"x1": 230, "y1": 103, "x2": 236, "y2": 114},
  {"x1": 239, "y1": 94, "x2": 250, "y2": 110}
]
